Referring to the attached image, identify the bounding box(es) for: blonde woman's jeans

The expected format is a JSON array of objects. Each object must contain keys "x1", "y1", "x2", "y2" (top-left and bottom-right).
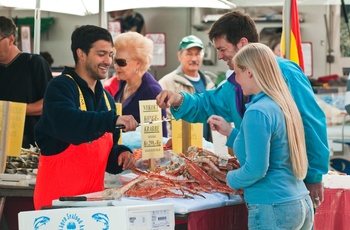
[{"x1": 247, "y1": 195, "x2": 314, "y2": 230}]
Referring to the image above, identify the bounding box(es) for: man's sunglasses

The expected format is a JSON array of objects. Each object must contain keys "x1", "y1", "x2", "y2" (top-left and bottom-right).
[{"x1": 114, "y1": 58, "x2": 128, "y2": 67}]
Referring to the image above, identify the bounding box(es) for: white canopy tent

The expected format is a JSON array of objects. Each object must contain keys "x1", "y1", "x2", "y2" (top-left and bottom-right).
[
  {"x1": 0, "y1": 0, "x2": 235, "y2": 53},
  {"x1": 1, "y1": 0, "x2": 349, "y2": 54},
  {"x1": 105, "y1": 0, "x2": 235, "y2": 11},
  {"x1": 230, "y1": 0, "x2": 350, "y2": 6},
  {"x1": 0, "y1": 0, "x2": 99, "y2": 15}
]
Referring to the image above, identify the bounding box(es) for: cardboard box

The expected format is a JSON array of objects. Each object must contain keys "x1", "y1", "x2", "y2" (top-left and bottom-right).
[
  {"x1": 323, "y1": 174, "x2": 350, "y2": 189},
  {"x1": 18, "y1": 200, "x2": 174, "y2": 230}
]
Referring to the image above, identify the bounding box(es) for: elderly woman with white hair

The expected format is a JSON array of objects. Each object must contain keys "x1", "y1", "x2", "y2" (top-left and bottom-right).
[{"x1": 113, "y1": 31, "x2": 167, "y2": 137}]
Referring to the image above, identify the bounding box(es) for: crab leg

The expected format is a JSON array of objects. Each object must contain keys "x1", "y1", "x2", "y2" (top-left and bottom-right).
[{"x1": 104, "y1": 175, "x2": 147, "y2": 199}]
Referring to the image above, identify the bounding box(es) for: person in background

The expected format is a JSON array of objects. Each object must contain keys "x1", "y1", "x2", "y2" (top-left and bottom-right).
[
  {"x1": 109, "y1": 10, "x2": 146, "y2": 35},
  {"x1": 208, "y1": 43, "x2": 313, "y2": 229},
  {"x1": 268, "y1": 33, "x2": 282, "y2": 57},
  {"x1": 106, "y1": 9, "x2": 145, "y2": 98},
  {"x1": 40, "y1": 51, "x2": 54, "y2": 67},
  {"x1": 158, "y1": 35, "x2": 215, "y2": 141},
  {"x1": 34, "y1": 25, "x2": 139, "y2": 210},
  {"x1": 0, "y1": 16, "x2": 53, "y2": 148},
  {"x1": 156, "y1": 10, "x2": 329, "y2": 209},
  {"x1": 113, "y1": 31, "x2": 167, "y2": 137}
]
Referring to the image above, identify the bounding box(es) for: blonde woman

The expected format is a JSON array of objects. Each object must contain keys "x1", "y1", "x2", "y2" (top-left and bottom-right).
[
  {"x1": 113, "y1": 32, "x2": 167, "y2": 137},
  {"x1": 207, "y1": 43, "x2": 313, "y2": 229}
]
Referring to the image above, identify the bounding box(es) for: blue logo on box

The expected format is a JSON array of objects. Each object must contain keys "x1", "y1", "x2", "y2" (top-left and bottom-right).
[
  {"x1": 32, "y1": 212, "x2": 109, "y2": 229},
  {"x1": 92, "y1": 213, "x2": 109, "y2": 230},
  {"x1": 33, "y1": 216, "x2": 50, "y2": 230}
]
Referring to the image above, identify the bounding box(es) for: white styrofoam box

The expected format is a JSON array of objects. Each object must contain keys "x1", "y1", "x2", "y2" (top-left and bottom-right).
[
  {"x1": 323, "y1": 174, "x2": 350, "y2": 189},
  {"x1": 19, "y1": 200, "x2": 174, "y2": 230}
]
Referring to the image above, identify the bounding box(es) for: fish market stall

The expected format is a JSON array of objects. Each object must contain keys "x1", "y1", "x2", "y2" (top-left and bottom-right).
[{"x1": 17, "y1": 144, "x2": 248, "y2": 230}]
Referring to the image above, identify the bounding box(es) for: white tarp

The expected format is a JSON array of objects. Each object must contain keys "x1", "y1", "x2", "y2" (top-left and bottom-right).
[
  {"x1": 0, "y1": 0, "x2": 98, "y2": 16},
  {"x1": 231, "y1": 0, "x2": 350, "y2": 6},
  {"x1": 105, "y1": 0, "x2": 234, "y2": 12},
  {"x1": 0, "y1": 0, "x2": 234, "y2": 16}
]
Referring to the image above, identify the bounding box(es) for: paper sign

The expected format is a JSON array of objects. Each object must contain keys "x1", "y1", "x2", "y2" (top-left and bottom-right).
[
  {"x1": 145, "y1": 33, "x2": 166, "y2": 66},
  {"x1": 115, "y1": 103, "x2": 122, "y2": 145},
  {"x1": 0, "y1": 100, "x2": 27, "y2": 172},
  {"x1": 211, "y1": 130, "x2": 228, "y2": 156},
  {"x1": 108, "y1": 21, "x2": 122, "y2": 42},
  {"x1": 139, "y1": 100, "x2": 164, "y2": 159},
  {"x1": 172, "y1": 119, "x2": 202, "y2": 154}
]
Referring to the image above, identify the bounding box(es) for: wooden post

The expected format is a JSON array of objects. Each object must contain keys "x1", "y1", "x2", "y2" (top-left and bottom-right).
[
  {"x1": 0, "y1": 102, "x2": 9, "y2": 173},
  {"x1": 148, "y1": 158, "x2": 156, "y2": 172},
  {"x1": 182, "y1": 120, "x2": 191, "y2": 156}
]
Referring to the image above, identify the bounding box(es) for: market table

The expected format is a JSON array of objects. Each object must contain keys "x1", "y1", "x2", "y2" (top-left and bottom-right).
[
  {"x1": 49, "y1": 191, "x2": 247, "y2": 230},
  {"x1": 3, "y1": 186, "x2": 349, "y2": 230},
  {"x1": 0, "y1": 184, "x2": 247, "y2": 230},
  {"x1": 0, "y1": 185, "x2": 34, "y2": 230}
]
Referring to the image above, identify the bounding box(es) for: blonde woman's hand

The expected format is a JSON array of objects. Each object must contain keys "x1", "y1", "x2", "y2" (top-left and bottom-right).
[{"x1": 207, "y1": 115, "x2": 233, "y2": 137}]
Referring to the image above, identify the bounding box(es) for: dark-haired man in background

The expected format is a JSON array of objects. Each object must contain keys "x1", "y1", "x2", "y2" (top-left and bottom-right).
[{"x1": 0, "y1": 16, "x2": 53, "y2": 148}]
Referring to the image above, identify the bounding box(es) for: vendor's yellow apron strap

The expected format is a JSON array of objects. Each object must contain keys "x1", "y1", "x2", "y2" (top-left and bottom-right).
[
  {"x1": 103, "y1": 91, "x2": 111, "y2": 111},
  {"x1": 65, "y1": 74, "x2": 111, "y2": 111}
]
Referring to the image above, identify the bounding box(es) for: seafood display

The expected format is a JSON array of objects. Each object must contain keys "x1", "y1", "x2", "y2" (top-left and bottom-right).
[
  {"x1": 104, "y1": 146, "x2": 241, "y2": 200},
  {"x1": 5, "y1": 145, "x2": 40, "y2": 174}
]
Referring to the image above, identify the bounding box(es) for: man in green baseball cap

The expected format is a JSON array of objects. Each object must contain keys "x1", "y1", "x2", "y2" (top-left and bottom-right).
[
  {"x1": 159, "y1": 35, "x2": 215, "y2": 141},
  {"x1": 178, "y1": 35, "x2": 204, "y2": 50}
]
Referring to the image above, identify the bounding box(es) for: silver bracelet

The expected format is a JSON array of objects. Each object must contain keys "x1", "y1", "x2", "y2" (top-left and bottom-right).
[{"x1": 172, "y1": 93, "x2": 184, "y2": 111}]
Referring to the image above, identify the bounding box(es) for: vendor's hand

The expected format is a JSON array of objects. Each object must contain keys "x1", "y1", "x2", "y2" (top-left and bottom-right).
[
  {"x1": 116, "y1": 115, "x2": 138, "y2": 132},
  {"x1": 207, "y1": 115, "x2": 233, "y2": 137},
  {"x1": 305, "y1": 182, "x2": 324, "y2": 208},
  {"x1": 118, "y1": 151, "x2": 136, "y2": 170},
  {"x1": 156, "y1": 90, "x2": 183, "y2": 109}
]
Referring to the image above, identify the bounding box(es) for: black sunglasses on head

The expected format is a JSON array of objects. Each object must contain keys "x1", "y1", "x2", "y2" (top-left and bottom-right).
[{"x1": 114, "y1": 58, "x2": 127, "y2": 67}]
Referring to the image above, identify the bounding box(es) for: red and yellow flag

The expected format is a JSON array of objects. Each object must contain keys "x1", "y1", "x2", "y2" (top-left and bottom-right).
[{"x1": 281, "y1": 0, "x2": 304, "y2": 71}]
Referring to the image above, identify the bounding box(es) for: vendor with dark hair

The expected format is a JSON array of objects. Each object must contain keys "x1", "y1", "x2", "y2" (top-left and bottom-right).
[{"x1": 34, "y1": 25, "x2": 139, "y2": 210}]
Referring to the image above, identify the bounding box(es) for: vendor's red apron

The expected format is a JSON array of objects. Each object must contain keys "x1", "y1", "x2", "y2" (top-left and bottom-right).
[{"x1": 34, "y1": 74, "x2": 113, "y2": 210}]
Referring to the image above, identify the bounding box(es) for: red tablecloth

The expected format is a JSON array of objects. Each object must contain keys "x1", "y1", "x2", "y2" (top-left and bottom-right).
[
  {"x1": 314, "y1": 188, "x2": 350, "y2": 230},
  {"x1": 175, "y1": 203, "x2": 248, "y2": 230}
]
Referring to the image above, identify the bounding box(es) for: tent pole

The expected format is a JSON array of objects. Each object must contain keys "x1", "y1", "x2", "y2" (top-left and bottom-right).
[
  {"x1": 283, "y1": 0, "x2": 291, "y2": 59},
  {"x1": 99, "y1": 0, "x2": 107, "y2": 29},
  {"x1": 33, "y1": 0, "x2": 41, "y2": 54}
]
